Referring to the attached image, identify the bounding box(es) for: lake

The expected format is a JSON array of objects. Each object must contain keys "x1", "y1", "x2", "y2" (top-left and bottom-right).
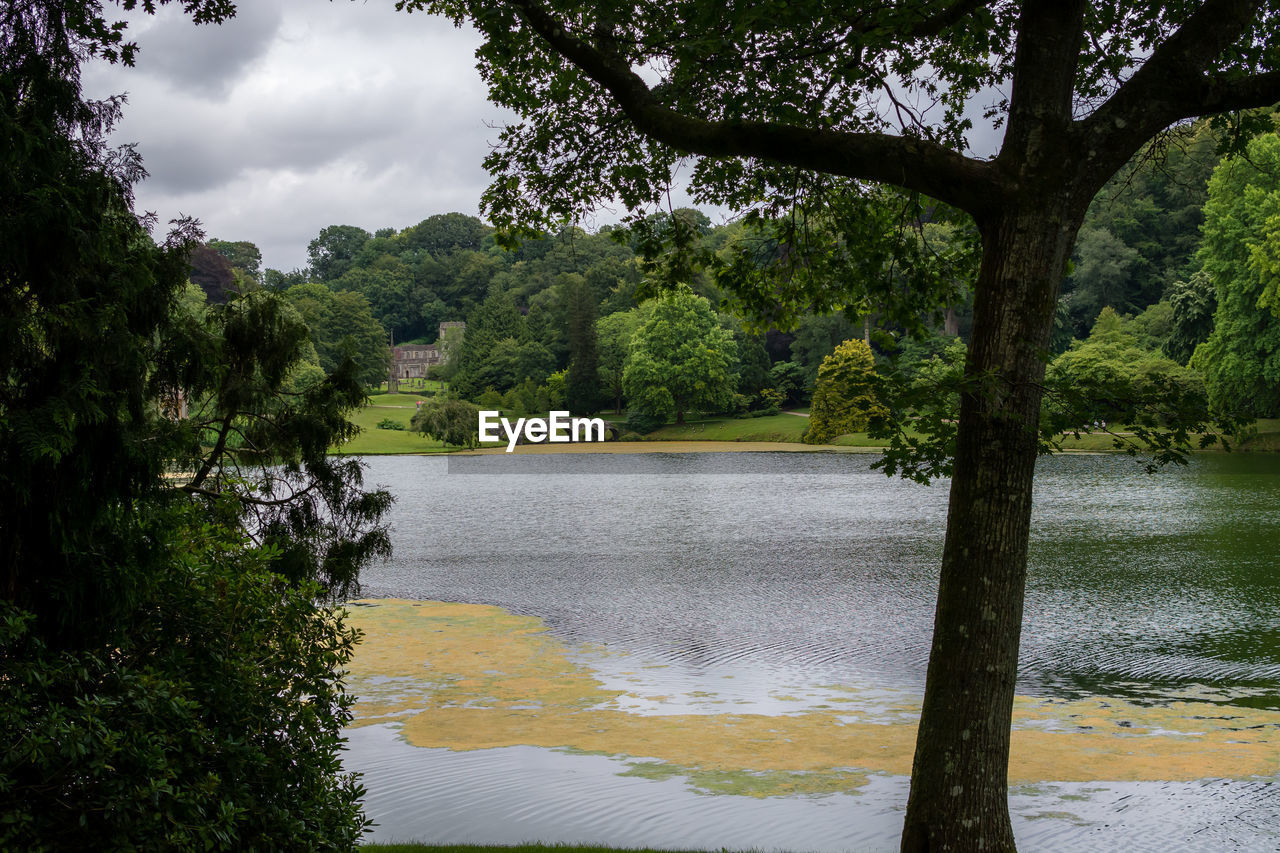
[{"x1": 341, "y1": 450, "x2": 1280, "y2": 851}]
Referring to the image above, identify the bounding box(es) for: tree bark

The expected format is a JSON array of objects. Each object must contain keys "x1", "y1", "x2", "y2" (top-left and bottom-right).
[
  {"x1": 944, "y1": 306, "x2": 959, "y2": 337},
  {"x1": 900, "y1": 198, "x2": 1083, "y2": 852}
]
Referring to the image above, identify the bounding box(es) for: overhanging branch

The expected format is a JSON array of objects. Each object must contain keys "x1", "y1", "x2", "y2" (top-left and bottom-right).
[
  {"x1": 507, "y1": 0, "x2": 1005, "y2": 216},
  {"x1": 1082, "y1": 0, "x2": 1274, "y2": 168}
]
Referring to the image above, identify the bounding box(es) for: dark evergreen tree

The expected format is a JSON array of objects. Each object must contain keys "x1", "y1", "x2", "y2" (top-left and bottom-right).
[
  {"x1": 1, "y1": 5, "x2": 385, "y2": 846},
  {"x1": 564, "y1": 274, "x2": 603, "y2": 413}
]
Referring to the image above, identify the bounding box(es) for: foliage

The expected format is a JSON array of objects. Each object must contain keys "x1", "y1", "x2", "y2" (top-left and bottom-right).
[
  {"x1": 411, "y1": 397, "x2": 482, "y2": 448},
  {"x1": 377, "y1": 417, "x2": 407, "y2": 430},
  {"x1": 1165, "y1": 271, "x2": 1217, "y2": 364},
  {"x1": 623, "y1": 286, "x2": 737, "y2": 424},
  {"x1": 767, "y1": 361, "x2": 807, "y2": 406},
  {"x1": 727, "y1": 321, "x2": 772, "y2": 399},
  {"x1": 450, "y1": 288, "x2": 528, "y2": 398},
  {"x1": 1191, "y1": 133, "x2": 1280, "y2": 419},
  {"x1": 1, "y1": 520, "x2": 368, "y2": 852},
  {"x1": 1041, "y1": 308, "x2": 1219, "y2": 467},
  {"x1": 155, "y1": 288, "x2": 392, "y2": 598},
  {"x1": 1062, "y1": 227, "x2": 1142, "y2": 333},
  {"x1": 869, "y1": 338, "x2": 967, "y2": 483},
  {"x1": 563, "y1": 274, "x2": 603, "y2": 413},
  {"x1": 803, "y1": 339, "x2": 887, "y2": 444},
  {"x1": 624, "y1": 411, "x2": 666, "y2": 434},
  {"x1": 1, "y1": 5, "x2": 384, "y2": 847},
  {"x1": 787, "y1": 313, "x2": 861, "y2": 388},
  {"x1": 1072, "y1": 119, "x2": 1223, "y2": 315},
  {"x1": 308, "y1": 224, "x2": 373, "y2": 281},
  {"x1": 716, "y1": 194, "x2": 979, "y2": 341},
  {"x1": 284, "y1": 281, "x2": 391, "y2": 387},
  {"x1": 208, "y1": 238, "x2": 264, "y2": 282},
  {"x1": 596, "y1": 309, "x2": 640, "y2": 413}
]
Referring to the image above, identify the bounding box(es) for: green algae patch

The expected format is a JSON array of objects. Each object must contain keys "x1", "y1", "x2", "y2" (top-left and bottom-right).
[
  {"x1": 618, "y1": 761, "x2": 869, "y2": 797},
  {"x1": 344, "y1": 599, "x2": 1280, "y2": 786}
]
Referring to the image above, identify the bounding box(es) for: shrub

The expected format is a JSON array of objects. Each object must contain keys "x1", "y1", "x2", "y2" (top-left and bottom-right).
[
  {"x1": 0, "y1": 522, "x2": 369, "y2": 852},
  {"x1": 804, "y1": 339, "x2": 887, "y2": 444},
  {"x1": 376, "y1": 417, "x2": 406, "y2": 430},
  {"x1": 411, "y1": 398, "x2": 482, "y2": 448}
]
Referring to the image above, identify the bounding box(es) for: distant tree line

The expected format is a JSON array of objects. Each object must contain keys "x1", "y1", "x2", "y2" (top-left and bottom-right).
[{"x1": 199, "y1": 117, "x2": 1280, "y2": 438}]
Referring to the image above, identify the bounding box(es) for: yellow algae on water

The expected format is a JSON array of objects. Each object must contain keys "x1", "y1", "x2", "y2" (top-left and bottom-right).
[{"x1": 343, "y1": 599, "x2": 1280, "y2": 789}]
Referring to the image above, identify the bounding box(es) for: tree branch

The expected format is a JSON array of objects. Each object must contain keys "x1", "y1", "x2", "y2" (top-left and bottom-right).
[
  {"x1": 837, "y1": 0, "x2": 988, "y2": 43},
  {"x1": 506, "y1": 0, "x2": 1004, "y2": 216},
  {"x1": 187, "y1": 411, "x2": 233, "y2": 489},
  {"x1": 180, "y1": 480, "x2": 320, "y2": 508},
  {"x1": 1081, "y1": 0, "x2": 1273, "y2": 172},
  {"x1": 999, "y1": 0, "x2": 1087, "y2": 173}
]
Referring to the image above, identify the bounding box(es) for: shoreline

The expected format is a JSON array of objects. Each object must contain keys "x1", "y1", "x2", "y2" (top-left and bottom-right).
[
  {"x1": 457, "y1": 440, "x2": 873, "y2": 455},
  {"x1": 334, "y1": 439, "x2": 1127, "y2": 456}
]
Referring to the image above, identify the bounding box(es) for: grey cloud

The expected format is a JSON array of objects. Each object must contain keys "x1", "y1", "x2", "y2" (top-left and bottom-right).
[
  {"x1": 131, "y1": 4, "x2": 284, "y2": 99},
  {"x1": 83, "y1": 3, "x2": 810, "y2": 272}
]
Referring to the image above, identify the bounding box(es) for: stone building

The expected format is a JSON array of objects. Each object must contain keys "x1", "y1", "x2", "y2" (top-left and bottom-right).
[{"x1": 389, "y1": 321, "x2": 465, "y2": 388}]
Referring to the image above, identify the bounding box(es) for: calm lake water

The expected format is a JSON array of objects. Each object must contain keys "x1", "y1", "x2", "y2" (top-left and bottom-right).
[{"x1": 343, "y1": 451, "x2": 1280, "y2": 851}]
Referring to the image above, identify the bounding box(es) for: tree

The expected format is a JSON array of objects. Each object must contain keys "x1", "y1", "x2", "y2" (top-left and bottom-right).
[
  {"x1": 767, "y1": 360, "x2": 807, "y2": 407},
  {"x1": 189, "y1": 244, "x2": 238, "y2": 303},
  {"x1": 1080, "y1": 119, "x2": 1222, "y2": 305},
  {"x1": 1166, "y1": 271, "x2": 1218, "y2": 364},
  {"x1": 597, "y1": 309, "x2": 640, "y2": 412},
  {"x1": 1191, "y1": 133, "x2": 1280, "y2": 418},
  {"x1": 1044, "y1": 307, "x2": 1209, "y2": 437},
  {"x1": 402, "y1": 212, "x2": 491, "y2": 255},
  {"x1": 475, "y1": 336, "x2": 556, "y2": 392},
  {"x1": 208, "y1": 238, "x2": 264, "y2": 282},
  {"x1": 410, "y1": 397, "x2": 482, "y2": 448},
  {"x1": 308, "y1": 224, "x2": 372, "y2": 281},
  {"x1": 563, "y1": 273, "x2": 604, "y2": 413},
  {"x1": 451, "y1": 287, "x2": 528, "y2": 398},
  {"x1": 2, "y1": 4, "x2": 385, "y2": 846},
  {"x1": 284, "y1": 282, "x2": 391, "y2": 388},
  {"x1": 623, "y1": 286, "x2": 736, "y2": 424},
  {"x1": 788, "y1": 313, "x2": 861, "y2": 388},
  {"x1": 405, "y1": 0, "x2": 1280, "y2": 846},
  {"x1": 804, "y1": 339, "x2": 887, "y2": 444},
  {"x1": 1063, "y1": 227, "x2": 1143, "y2": 334}
]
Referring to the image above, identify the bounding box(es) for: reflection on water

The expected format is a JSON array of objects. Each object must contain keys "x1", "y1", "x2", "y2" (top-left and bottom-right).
[
  {"x1": 345, "y1": 725, "x2": 1278, "y2": 852},
  {"x1": 345, "y1": 451, "x2": 1280, "y2": 850}
]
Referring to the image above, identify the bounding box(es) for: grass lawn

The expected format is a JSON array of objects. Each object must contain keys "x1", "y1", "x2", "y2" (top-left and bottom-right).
[
  {"x1": 334, "y1": 398, "x2": 1280, "y2": 456},
  {"x1": 638, "y1": 412, "x2": 810, "y2": 443},
  {"x1": 1237, "y1": 418, "x2": 1280, "y2": 451},
  {"x1": 333, "y1": 393, "x2": 452, "y2": 455},
  {"x1": 371, "y1": 379, "x2": 448, "y2": 395},
  {"x1": 1048, "y1": 418, "x2": 1280, "y2": 454}
]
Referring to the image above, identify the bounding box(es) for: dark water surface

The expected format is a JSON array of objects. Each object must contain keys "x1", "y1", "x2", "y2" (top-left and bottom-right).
[{"x1": 345, "y1": 451, "x2": 1280, "y2": 850}]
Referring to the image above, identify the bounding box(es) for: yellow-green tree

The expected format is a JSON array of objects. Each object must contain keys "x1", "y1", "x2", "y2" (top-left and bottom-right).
[{"x1": 804, "y1": 339, "x2": 886, "y2": 444}]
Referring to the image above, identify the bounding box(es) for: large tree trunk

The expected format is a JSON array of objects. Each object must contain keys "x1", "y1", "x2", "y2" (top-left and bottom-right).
[{"x1": 900, "y1": 200, "x2": 1083, "y2": 852}]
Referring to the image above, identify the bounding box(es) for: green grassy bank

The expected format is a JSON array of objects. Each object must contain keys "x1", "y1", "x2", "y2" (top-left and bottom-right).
[
  {"x1": 334, "y1": 396, "x2": 1280, "y2": 456},
  {"x1": 336, "y1": 393, "x2": 453, "y2": 455}
]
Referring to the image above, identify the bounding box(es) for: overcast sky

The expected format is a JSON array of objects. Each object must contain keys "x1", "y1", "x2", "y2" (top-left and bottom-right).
[
  {"x1": 84, "y1": 1, "x2": 518, "y2": 272},
  {"x1": 83, "y1": 2, "x2": 1004, "y2": 274}
]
